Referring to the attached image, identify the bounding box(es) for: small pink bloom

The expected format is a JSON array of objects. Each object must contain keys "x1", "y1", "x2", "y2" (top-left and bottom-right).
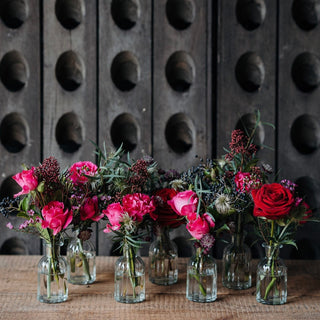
[
  {"x1": 186, "y1": 213, "x2": 215, "y2": 240},
  {"x1": 235, "y1": 171, "x2": 261, "y2": 193},
  {"x1": 80, "y1": 196, "x2": 104, "y2": 222},
  {"x1": 12, "y1": 167, "x2": 38, "y2": 198},
  {"x1": 41, "y1": 201, "x2": 73, "y2": 235},
  {"x1": 167, "y1": 190, "x2": 198, "y2": 220},
  {"x1": 69, "y1": 161, "x2": 98, "y2": 185},
  {"x1": 103, "y1": 203, "x2": 124, "y2": 232},
  {"x1": 6, "y1": 222, "x2": 13, "y2": 229}
]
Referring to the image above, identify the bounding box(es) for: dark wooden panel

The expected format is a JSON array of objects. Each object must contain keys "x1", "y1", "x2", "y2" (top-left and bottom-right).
[
  {"x1": 216, "y1": 0, "x2": 276, "y2": 168},
  {"x1": 278, "y1": 0, "x2": 320, "y2": 258},
  {"x1": 278, "y1": 0, "x2": 320, "y2": 182},
  {"x1": 98, "y1": 0, "x2": 152, "y2": 255},
  {"x1": 153, "y1": 0, "x2": 212, "y2": 171},
  {"x1": 43, "y1": 0, "x2": 97, "y2": 169},
  {"x1": 0, "y1": 0, "x2": 41, "y2": 254}
]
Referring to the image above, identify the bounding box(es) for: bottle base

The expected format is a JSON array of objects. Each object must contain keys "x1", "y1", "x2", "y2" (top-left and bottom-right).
[
  {"x1": 114, "y1": 294, "x2": 145, "y2": 304},
  {"x1": 37, "y1": 294, "x2": 68, "y2": 304}
]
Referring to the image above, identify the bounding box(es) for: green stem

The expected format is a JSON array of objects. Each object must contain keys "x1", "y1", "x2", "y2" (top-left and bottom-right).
[
  {"x1": 193, "y1": 248, "x2": 207, "y2": 297},
  {"x1": 78, "y1": 238, "x2": 91, "y2": 281},
  {"x1": 125, "y1": 241, "x2": 136, "y2": 298}
]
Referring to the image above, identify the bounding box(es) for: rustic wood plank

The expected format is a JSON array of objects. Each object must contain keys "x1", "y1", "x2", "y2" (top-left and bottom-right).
[
  {"x1": 153, "y1": 0, "x2": 212, "y2": 171},
  {"x1": 98, "y1": 0, "x2": 152, "y2": 255},
  {"x1": 0, "y1": 256, "x2": 319, "y2": 319},
  {"x1": 216, "y1": 0, "x2": 276, "y2": 168},
  {"x1": 0, "y1": 0, "x2": 41, "y2": 254},
  {"x1": 42, "y1": 0, "x2": 97, "y2": 169}
]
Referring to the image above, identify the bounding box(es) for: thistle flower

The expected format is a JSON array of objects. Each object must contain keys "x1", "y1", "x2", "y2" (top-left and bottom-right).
[{"x1": 215, "y1": 194, "x2": 232, "y2": 215}]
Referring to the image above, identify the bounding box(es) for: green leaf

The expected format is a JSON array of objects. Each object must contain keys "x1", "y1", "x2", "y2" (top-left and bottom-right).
[{"x1": 20, "y1": 194, "x2": 31, "y2": 212}]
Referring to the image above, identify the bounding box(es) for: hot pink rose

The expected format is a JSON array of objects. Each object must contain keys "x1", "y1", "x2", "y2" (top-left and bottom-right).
[
  {"x1": 41, "y1": 201, "x2": 73, "y2": 235},
  {"x1": 102, "y1": 203, "x2": 124, "y2": 233},
  {"x1": 80, "y1": 196, "x2": 104, "y2": 222},
  {"x1": 12, "y1": 167, "x2": 38, "y2": 198},
  {"x1": 122, "y1": 193, "x2": 156, "y2": 222},
  {"x1": 186, "y1": 213, "x2": 215, "y2": 240},
  {"x1": 167, "y1": 190, "x2": 198, "y2": 220},
  {"x1": 69, "y1": 161, "x2": 98, "y2": 185}
]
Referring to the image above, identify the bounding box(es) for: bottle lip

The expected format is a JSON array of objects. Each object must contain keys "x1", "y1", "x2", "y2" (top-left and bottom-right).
[{"x1": 262, "y1": 242, "x2": 283, "y2": 249}]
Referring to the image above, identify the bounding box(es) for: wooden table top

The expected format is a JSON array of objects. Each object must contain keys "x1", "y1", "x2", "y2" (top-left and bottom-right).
[{"x1": 0, "y1": 256, "x2": 319, "y2": 320}]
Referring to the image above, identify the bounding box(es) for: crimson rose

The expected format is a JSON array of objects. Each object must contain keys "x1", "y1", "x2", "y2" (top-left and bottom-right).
[{"x1": 251, "y1": 183, "x2": 295, "y2": 220}]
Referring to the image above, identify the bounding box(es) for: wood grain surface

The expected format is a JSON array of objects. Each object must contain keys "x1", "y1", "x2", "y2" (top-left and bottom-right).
[{"x1": 0, "y1": 256, "x2": 319, "y2": 320}]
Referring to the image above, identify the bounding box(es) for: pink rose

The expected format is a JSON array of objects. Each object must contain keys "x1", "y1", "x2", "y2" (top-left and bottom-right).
[
  {"x1": 69, "y1": 161, "x2": 98, "y2": 185},
  {"x1": 12, "y1": 167, "x2": 38, "y2": 198},
  {"x1": 122, "y1": 193, "x2": 156, "y2": 222},
  {"x1": 186, "y1": 213, "x2": 215, "y2": 240},
  {"x1": 167, "y1": 190, "x2": 198, "y2": 220},
  {"x1": 102, "y1": 203, "x2": 124, "y2": 233},
  {"x1": 41, "y1": 201, "x2": 73, "y2": 235},
  {"x1": 80, "y1": 196, "x2": 104, "y2": 222}
]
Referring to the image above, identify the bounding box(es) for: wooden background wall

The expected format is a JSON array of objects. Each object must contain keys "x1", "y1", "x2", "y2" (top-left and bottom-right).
[{"x1": 0, "y1": 0, "x2": 319, "y2": 258}]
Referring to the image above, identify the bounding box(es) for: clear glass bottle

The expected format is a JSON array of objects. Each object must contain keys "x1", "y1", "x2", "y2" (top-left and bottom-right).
[
  {"x1": 37, "y1": 240, "x2": 68, "y2": 303},
  {"x1": 149, "y1": 227, "x2": 178, "y2": 285},
  {"x1": 222, "y1": 232, "x2": 252, "y2": 289},
  {"x1": 186, "y1": 248, "x2": 217, "y2": 303},
  {"x1": 114, "y1": 243, "x2": 145, "y2": 303},
  {"x1": 67, "y1": 230, "x2": 96, "y2": 285},
  {"x1": 256, "y1": 243, "x2": 287, "y2": 305}
]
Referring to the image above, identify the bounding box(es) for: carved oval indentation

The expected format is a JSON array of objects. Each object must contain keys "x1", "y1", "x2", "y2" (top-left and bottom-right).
[
  {"x1": 0, "y1": 175, "x2": 21, "y2": 199},
  {"x1": 290, "y1": 114, "x2": 320, "y2": 154},
  {"x1": 165, "y1": 113, "x2": 194, "y2": 153},
  {"x1": 236, "y1": 0, "x2": 266, "y2": 30},
  {"x1": 166, "y1": 0, "x2": 195, "y2": 30},
  {"x1": 291, "y1": 52, "x2": 320, "y2": 92},
  {"x1": 235, "y1": 113, "x2": 265, "y2": 149},
  {"x1": 0, "y1": 0, "x2": 28, "y2": 29},
  {"x1": 55, "y1": 112, "x2": 83, "y2": 153},
  {"x1": 295, "y1": 176, "x2": 320, "y2": 211},
  {"x1": 0, "y1": 51, "x2": 29, "y2": 92},
  {"x1": 292, "y1": 0, "x2": 320, "y2": 31},
  {"x1": 0, "y1": 112, "x2": 28, "y2": 153},
  {"x1": 55, "y1": 0, "x2": 85, "y2": 30},
  {"x1": 55, "y1": 50, "x2": 84, "y2": 91},
  {"x1": 111, "y1": 0, "x2": 140, "y2": 30},
  {"x1": 235, "y1": 52, "x2": 265, "y2": 92},
  {"x1": 110, "y1": 113, "x2": 139, "y2": 152},
  {"x1": 165, "y1": 51, "x2": 195, "y2": 92},
  {"x1": 111, "y1": 51, "x2": 140, "y2": 91}
]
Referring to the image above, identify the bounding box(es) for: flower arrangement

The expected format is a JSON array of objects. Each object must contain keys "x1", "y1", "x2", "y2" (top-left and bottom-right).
[
  {"x1": 2, "y1": 157, "x2": 72, "y2": 302},
  {"x1": 252, "y1": 180, "x2": 313, "y2": 304},
  {"x1": 95, "y1": 149, "x2": 159, "y2": 302},
  {"x1": 168, "y1": 189, "x2": 216, "y2": 301}
]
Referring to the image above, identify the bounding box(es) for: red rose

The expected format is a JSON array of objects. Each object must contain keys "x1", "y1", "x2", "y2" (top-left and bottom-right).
[
  {"x1": 251, "y1": 183, "x2": 295, "y2": 220},
  {"x1": 154, "y1": 188, "x2": 184, "y2": 228}
]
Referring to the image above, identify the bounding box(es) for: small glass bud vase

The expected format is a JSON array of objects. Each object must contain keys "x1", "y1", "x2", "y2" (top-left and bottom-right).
[
  {"x1": 114, "y1": 243, "x2": 145, "y2": 303},
  {"x1": 256, "y1": 243, "x2": 287, "y2": 305},
  {"x1": 148, "y1": 226, "x2": 178, "y2": 285},
  {"x1": 37, "y1": 240, "x2": 68, "y2": 303},
  {"x1": 67, "y1": 230, "x2": 96, "y2": 285},
  {"x1": 222, "y1": 232, "x2": 252, "y2": 290},
  {"x1": 186, "y1": 248, "x2": 217, "y2": 303}
]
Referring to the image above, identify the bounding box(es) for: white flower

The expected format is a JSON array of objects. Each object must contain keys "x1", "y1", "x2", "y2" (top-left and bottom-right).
[
  {"x1": 121, "y1": 212, "x2": 136, "y2": 234},
  {"x1": 215, "y1": 194, "x2": 232, "y2": 215}
]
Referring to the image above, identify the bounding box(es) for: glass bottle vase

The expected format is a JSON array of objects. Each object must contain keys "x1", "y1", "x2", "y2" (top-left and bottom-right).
[
  {"x1": 114, "y1": 243, "x2": 145, "y2": 303},
  {"x1": 256, "y1": 243, "x2": 287, "y2": 305},
  {"x1": 186, "y1": 248, "x2": 217, "y2": 303},
  {"x1": 67, "y1": 230, "x2": 96, "y2": 285},
  {"x1": 148, "y1": 227, "x2": 178, "y2": 285},
  {"x1": 37, "y1": 239, "x2": 68, "y2": 303},
  {"x1": 222, "y1": 232, "x2": 252, "y2": 290}
]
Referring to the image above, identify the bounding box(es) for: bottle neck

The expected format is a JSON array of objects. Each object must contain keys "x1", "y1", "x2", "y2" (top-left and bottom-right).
[
  {"x1": 263, "y1": 243, "x2": 282, "y2": 260},
  {"x1": 43, "y1": 240, "x2": 61, "y2": 258}
]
